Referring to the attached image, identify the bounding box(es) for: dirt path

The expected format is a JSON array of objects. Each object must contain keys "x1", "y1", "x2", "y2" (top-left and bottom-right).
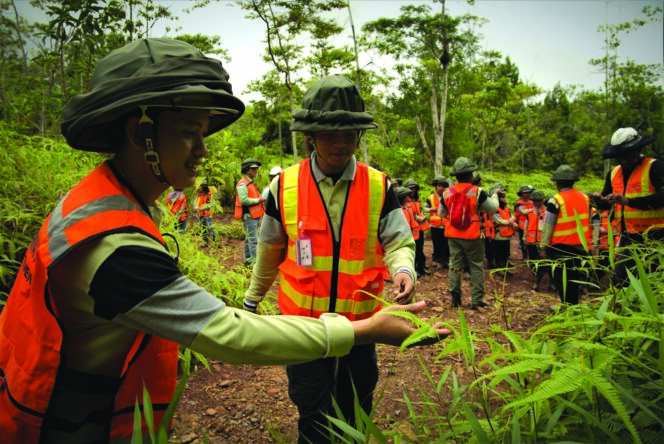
[{"x1": 170, "y1": 228, "x2": 562, "y2": 443}]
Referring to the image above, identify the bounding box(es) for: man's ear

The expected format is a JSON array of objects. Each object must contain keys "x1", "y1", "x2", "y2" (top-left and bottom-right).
[{"x1": 125, "y1": 117, "x2": 145, "y2": 150}]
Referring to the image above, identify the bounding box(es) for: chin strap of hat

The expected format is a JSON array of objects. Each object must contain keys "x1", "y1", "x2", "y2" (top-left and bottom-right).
[{"x1": 139, "y1": 105, "x2": 170, "y2": 185}]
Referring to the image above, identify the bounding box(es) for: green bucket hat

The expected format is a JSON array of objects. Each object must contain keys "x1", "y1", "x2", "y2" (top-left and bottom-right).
[
  {"x1": 290, "y1": 75, "x2": 378, "y2": 132},
  {"x1": 61, "y1": 38, "x2": 245, "y2": 153},
  {"x1": 431, "y1": 175, "x2": 450, "y2": 187},
  {"x1": 395, "y1": 186, "x2": 413, "y2": 201},
  {"x1": 241, "y1": 158, "x2": 262, "y2": 173},
  {"x1": 517, "y1": 184, "x2": 535, "y2": 196},
  {"x1": 550, "y1": 165, "x2": 580, "y2": 182},
  {"x1": 530, "y1": 190, "x2": 546, "y2": 201},
  {"x1": 449, "y1": 157, "x2": 477, "y2": 177},
  {"x1": 404, "y1": 179, "x2": 420, "y2": 190}
]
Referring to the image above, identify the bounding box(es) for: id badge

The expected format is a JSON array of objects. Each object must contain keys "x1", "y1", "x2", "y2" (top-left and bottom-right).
[{"x1": 295, "y1": 237, "x2": 313, "y2": 266}]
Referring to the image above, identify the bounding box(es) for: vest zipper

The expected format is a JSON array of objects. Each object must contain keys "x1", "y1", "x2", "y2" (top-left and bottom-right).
[{"x1": 0, "y1": 367, "x2": 45, "y2": 418}]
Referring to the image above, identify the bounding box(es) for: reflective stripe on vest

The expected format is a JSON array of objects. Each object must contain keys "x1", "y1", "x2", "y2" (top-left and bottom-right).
[
  {"x1": 167, "y1": 192, "x2": 187, "y2": 222},
  {"x1": 497, "y1": 206, "x2": 514, "y2": 237},
  {"x1": 197, "y1": 192, "x2": 212, "y2": 217},
  {"x1": 234, "y1": 177, "x2": 265, "y2": 220},
  {"x1": 610, "y1": 158, "x2": 664, "y2": 234},
  {"x1": 278, "y1": 159, "x2": 387, "y2": 320},
  {"x1": 525, "y1": 206, "x2": 546, "y2": 244},
  {"x1": 515, "y1": 199, "x2": 533, "y2": 230},
  {"x1": 428, "y1": 193, "x2": 443, "y2": 227},
  {"x1": 402, "y1": 206, "x2": 421, "y2": 240},
  {"x1": 550, "y1": 189, "x2": 591, "y2": 247},
  {"x1": 482, "y1": 212, "x2": 495, "y2": 239},
  {"x1": 0, "y1": 161, "x2": 178, "y2": 443},
  {"x1": 443, "y1": 184, "x2": 481, "y2": 239},
  {"x1": 409, "y1": 200, "x2": 430, "y2": 231}
]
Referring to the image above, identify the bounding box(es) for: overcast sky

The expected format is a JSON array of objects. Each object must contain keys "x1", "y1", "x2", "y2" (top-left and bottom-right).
[{"x1": 14, "y1": 0, "x2": 663, "y2": 104}]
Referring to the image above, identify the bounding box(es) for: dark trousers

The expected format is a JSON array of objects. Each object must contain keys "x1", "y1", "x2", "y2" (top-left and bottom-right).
[
  {"x1": 415, "y1": 233, "x2": 426, "y2": 272},
  {"x1": 526, "y1": 244, "x2": 547, "y2": 278},
  {"x1": 547, "y1": 244, "x2": 587, "y2": 305},
  {"x1": 430, "y1": 227, "x2": 449, "y2": 265},
  {"x1": 612, "y1": 230, "x2": 664, "y2": 287},
  {"x1": 493, "y1": 239, "x2": 511, "y2": 269},
  {"x1": 286, "y1": 344, "x2": 378, "y2": 444},
  {"x1": 484, "y1": 237, "x2": 495, "y2": 268}
]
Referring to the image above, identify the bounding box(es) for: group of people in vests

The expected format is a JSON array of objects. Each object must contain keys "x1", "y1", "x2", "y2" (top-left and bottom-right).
[
  {"x1": 164, "y1": 179, "x2": 218, "y2": 244},
  {"x1": 392, "y1": 128, "x2": 663, "y2": 310}
]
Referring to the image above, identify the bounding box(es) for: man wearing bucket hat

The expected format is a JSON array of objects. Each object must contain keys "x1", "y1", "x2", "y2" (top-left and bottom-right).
[
  {"x1": 405, "y1": 179, "x2": 430, "y2": 277},
  {"x1": 523, "y1": 190, "x2": 553, "y2": 291},
  {"x1": 440, "y1": 157, "x2": 498, "y2": 309},
  {"x1": 0, "y1": 40, "x2": 450, "y2": 443},
  {"x1": 590, "y1": 127, "x2": 664, "y2": 286},
  {"x1": 397, "y1": 186, "x2": 421, "y2": 242},
  {"x1": 235, "y1": 158, "x2": 266, "y2": 265},
  {"x1": 425, "y1": 175, "x2": 451, "y2": 268},
  {"x1": 540, "y1": 165, "x2": 593, "y2": 306},
  {"x1": 243, "y1": 75, "x2": 417, "y2": 443},
  {"x1": 195, "y1": 179, "x2": 218, "y2": 245}
]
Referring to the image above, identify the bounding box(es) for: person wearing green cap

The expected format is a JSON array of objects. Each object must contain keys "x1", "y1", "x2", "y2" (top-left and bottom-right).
[
  {"x1": 243, "y1": 75, "x2": 418, "y2": 443},
  {"x1": 235, "y1": 158, "x2": 266, "y2": 265},
  {"x1": 195, "y1": 179, "x2": 218, "y2": 245},
  {"x1": 590, "y1": 127, "x2": 664, "y2": 286},
  {"x1": 424, "y1": 175, "x2": 451, "y2": 268},
  {"x1": 540, "y1": 165, "x2": 593, "y2": 306},
  {"x1": 405, "y1": 179, "x2": 430, "y2": 277},
  {"x1": 0, "y1": 40, "x2": 451, "y2": 443},
  {"x1": 440, "y1": 157, "x2": 498, "y2": 309},
  {"x1": 523, "y1": 190, "x2": 552, "y2": 291},
  {"x1": 515, "y1": 185, "x2": 535, "y2": 259},
  {"x1": 397, "y1": 186, "x2": 421, "y2": 242}
]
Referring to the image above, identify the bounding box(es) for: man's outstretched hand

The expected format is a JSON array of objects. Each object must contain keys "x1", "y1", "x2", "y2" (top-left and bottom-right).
[{"x1": 352, "y1": 301, "x2": 451, "y2": 347}]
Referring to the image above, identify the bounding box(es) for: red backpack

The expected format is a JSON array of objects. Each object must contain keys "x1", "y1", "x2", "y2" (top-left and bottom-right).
[{"x1": 447, "y1": 184, "x2": 474, "y2": 230}]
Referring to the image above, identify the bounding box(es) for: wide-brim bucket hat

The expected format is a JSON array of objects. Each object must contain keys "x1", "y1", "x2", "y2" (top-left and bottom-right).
[
  {"x1": 550, "y1": 165, "x2": 580, "y2": 182},
  {"x1": 431, "y1": 175, "x2": 450, "y2": 187},
  {"x1": 290, "y1": 75, "x2": 378, "y2": 132},
  {"x1": 517, "y1": 185, "x2": 535, "y2": 196},
  {"x1": 449, "y1": 157, "x2": 477, "y2": 177},
  {"x1": 395, "y1": 186, "x2": 413, "y2": 201},
  {"x1": 61, "y1": 38, "x2": 245, "y2": 153},
  {"x1": 601, "y1": 127, "x2": 655, "y2": 159},
  {"x1": 241, "y1": 158, "x2": 262, "y2": 173}
]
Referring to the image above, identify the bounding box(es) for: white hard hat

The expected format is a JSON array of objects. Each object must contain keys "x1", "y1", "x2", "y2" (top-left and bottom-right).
[{"x1": 269, "y1": 166, "x2": 282, "y2": 176}]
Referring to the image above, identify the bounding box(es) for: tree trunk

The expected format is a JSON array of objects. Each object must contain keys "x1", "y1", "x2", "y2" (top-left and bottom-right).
[
  {"x1": 438, "y1": 65, "x2": 449, "y2": 172},
  {"x1": 348, "y1": 1, "x2": 369, "y2": 164},
  {"x1": 416, "y1": 116, "x2": 435, "y2": 168}
]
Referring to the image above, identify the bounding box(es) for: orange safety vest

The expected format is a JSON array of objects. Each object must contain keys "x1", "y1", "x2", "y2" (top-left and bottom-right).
[
  {"x1": 597, "y1": 210, "x2": 620, "y2": 250},
  {"x1": 525, "y1": 206, "x2": 546, "y2": 244},
  {"x1": 0, "y1": 161, "x2": 178, "y2": 442},
  {"x1": 443, "y1": 183, "x2": 482, "y2": 239},
  {"x1": 515, "y1": 198, "x2": 533, "y2": 230},
  {"x1": 610, "y1": 158, "x2": 664, "y2": 234},
  {"x1": 427, "y1": 192, "x2": 444, "y2": 227},
  {"x1": 197, "y1": 191, "x2": 212, "y2": 217},
  {"x1": 550, "y1": 188, "x2": 591, "y2": 247},
  {"x1": 496, "y1": 206, "x2": 515, "y2": 237},
  {"x1": 166, "y1": 191, "x2": 187, "y2": 222},
  {"x1": 407, "y1": 200, "x2": 430, "y2": 231},
  {"x1": 402, "y1": 206, "x2": 421, "y2": 240},
  {"x1": 482, "y1": 212, "x2": 495, "y2": 239},
  {"x1": 278, "y1": 159, "x2": 387, "y2": 320},
  {"x1": 234, "y1": 177, "x2": 265, "y2": 220}
]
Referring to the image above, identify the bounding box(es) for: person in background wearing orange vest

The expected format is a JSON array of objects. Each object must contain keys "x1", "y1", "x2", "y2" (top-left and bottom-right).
[
  {"x1": 491, "y1": 184, "x2": 518, "y2": 277},
  {"x1": 195, "y1": 179, "x2": 217, "y2": 245},
  {"x1": 424, "y1": 175, "x2": 450, "y2": 269},
  {"x1": 474, "y1": 174, "x2": 494, "y2": 272},
  {"x1": 514, "y1": 185, "x2": 535, "y2": 260},
  {"x1": 590, "y1": 127, "x2": 664, "y2": 287},
  {"x1": 235, "y1": 158, "x2": 266, "y2": 265},
  {"x1": 242, "y1": 75, "x2": 417, "y2": 444},
  {"x1": 523, "y1": 190, "x2": 553, "y2": 291},
  {"x1": 0, "y1": 39, "x2": 450, "y2": 444},
  {"x1": 440, "y1": 157, "x2": 498, "y2": 309},
  {"x1": 397, "y1": 186, "x2": 421, "y2": 244},
  {"x1": 405, "y1": 179, "x2": 430, "y2": 277},
  {"x1": 541, "y1": 165, "x2": 594, "y2": 306},
  {"x1": 166, "y1": 188, "x2": 188, "y2": 234}
]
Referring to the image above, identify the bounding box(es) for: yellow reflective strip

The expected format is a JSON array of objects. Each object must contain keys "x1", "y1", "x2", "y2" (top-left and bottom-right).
[
  {"x1": 334, "y1": 295, "x2": 382, "y2": 315},
  {"x1": 282, "y1": 164, "x2": 300, "y2": 240},
  {"x1": 284, "y1": 251, "x2": 382, "y2": 274},
  {"x1": 365, "y1": 167, "x2": 385, "y2": 252},
  {"x1": 280, "y1": 277, "x2": 331, "y2": 312}
]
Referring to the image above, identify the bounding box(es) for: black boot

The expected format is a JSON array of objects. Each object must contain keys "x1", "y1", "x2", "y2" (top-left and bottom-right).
[
  {"x1": 532, "y1": 275, "x2": 542, "y2": 291},
  {"x1": 451, "y1": 292, "x2": 462, "y2": 308}
]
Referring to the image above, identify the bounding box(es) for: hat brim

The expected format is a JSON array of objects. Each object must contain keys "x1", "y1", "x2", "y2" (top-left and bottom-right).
[
  {"x1": 290, "y1": 109, "x2": 377, "y2": 132},
  {"x1": 601, "y1": 134, "x2": 654, "y2": 159}
]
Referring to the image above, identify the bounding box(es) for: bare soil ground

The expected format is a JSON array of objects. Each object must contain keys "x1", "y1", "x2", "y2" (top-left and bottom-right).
[{"x1": 170, "y1": 219, "x2": 565, "y2": 443}]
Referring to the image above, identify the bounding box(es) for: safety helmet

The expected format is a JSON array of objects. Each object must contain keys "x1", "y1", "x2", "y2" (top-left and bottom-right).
[
  {"x1": 269, "y1": 166, "x2": 282, "y2": 177},
  {"x1": 431, "y1": 175, "x2": 450, "y2": 187},
  {"x1": 550, "y1": 165, "x2": 580, "y2": 182},
  {"x1": 395, "y1": 186, "x2": 413, "y2": 201},
  {"x1": 290, "y1": 75, "x2": 378, "y2": 132},
  {"x1": 530, "y1": 190, "x2": 546, "y2": 201},
  {"x1": 601, "y1": 127, "x2": 654, "y2": 159},
  {"x1": 404, "y1": 179, "x2": 420, "y2": 190},
  {"x1": 517, "y1": 185, "x2": 535, "y2": 196},
  {"x1": 241, "y1": 158, "x2": 262, "y2": 174},
  {"x1": 61, "y1": 38, "x2": 245, "y2": 153},
  {"x1": 449, "y1": 157, "x2": 477, "y2": 177}
]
